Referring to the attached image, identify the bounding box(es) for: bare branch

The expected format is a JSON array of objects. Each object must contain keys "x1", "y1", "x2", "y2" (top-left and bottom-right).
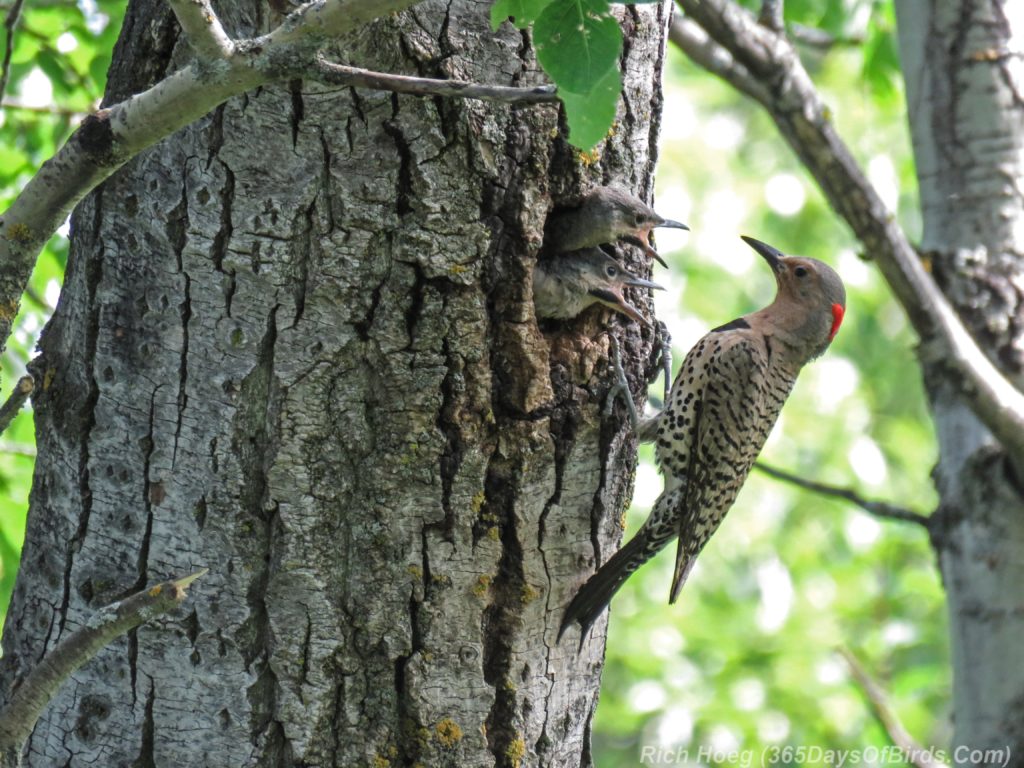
[
  {"x1": 0, "y1": 570, "x2": 208, "y2": 760},
  {"x1": 754, "y1": 461, "x2": 930, "y2": 527},
  {"x1": 166, "y1": 0, "x2": 234, "y2": 59},
  {"x1": 0, "y1": 375, "x2": 32, "y2": 435},
  {"x1": 1, "y1": 99, "x2": 90, "y2": 116},
  {"x1": 22, "y1": 286, "x2": 52, "y2": 313},
  {"x1": 0, "y1": 0, "x2": 24, "y2": 100},
  {"x1": 313, "y1": 59, "x2": 559, "y2": 104},
  {"x1": 838, "y1": 648, "x2": 949, "y2": 768},
  {"x1": 0, "y1": 440, "x2": 35, "y2": 457},
  {"x1": 789, "y1": 23, "x2": 863, "y2": 50},
  {"x1": 673, "y1": 0, "x2": 1024, "y2": 470}
]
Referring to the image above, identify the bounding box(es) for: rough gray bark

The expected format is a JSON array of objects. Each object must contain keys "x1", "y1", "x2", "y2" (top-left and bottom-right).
[
  {"x1": 897, "y1": 1, "x2": 1024, "y2": 758},
  {"x1": 0, "y1": 0, "x2": 671, "y2": 766}
]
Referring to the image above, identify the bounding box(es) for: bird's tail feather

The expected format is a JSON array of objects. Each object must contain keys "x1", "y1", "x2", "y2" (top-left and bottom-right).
[
  {"x1": 558, "y1": 533, "x2": 653, "y2": 646},
  {"x1": 668, "y1": 547, "x2": 697, "y2": 604}
]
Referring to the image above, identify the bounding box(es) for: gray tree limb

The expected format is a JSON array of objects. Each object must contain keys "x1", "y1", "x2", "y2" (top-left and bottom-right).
[
  {"x1": 0, "y1": 571, "x2": 206, "y2": 766},
  {"x1": 0, "y1": 0, "x2": 424, "y2": 364},
  {"x1": 0, "y1": 375, "x2": 31, "y2": 436},
  {"x1": 0, "y1": 0, "x2": 24, "y2": 100}
]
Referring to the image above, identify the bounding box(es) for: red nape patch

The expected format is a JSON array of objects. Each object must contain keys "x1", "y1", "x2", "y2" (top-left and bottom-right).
[{"x1": 829, "y1": 303, "x2": 845, "y2": 341}]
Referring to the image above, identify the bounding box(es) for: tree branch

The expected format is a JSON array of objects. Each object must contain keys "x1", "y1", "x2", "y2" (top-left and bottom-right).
[
  {"x1": 789, "y1": 23, "x2": 863, "y2": 50},
  {"x1": 673, "y1": 0, "x2": 1024, "y2": 470},
  {"x1": 0, "y1": 0, "x2": 24, "y2": 101},
  {"x1": 754, "y1": 462, "x2": 930, "y2": 527},
  {"x1": 0, "y1": 0, "x2": 425, "y2": 365},
  {"x1": 838, "y1": 648, "x2": 948, "y2": 768},
  {"x1": 166, "y1": 0, "x2": 233, "y2": 59},
  {"x1": 0, "y1": 375, "x2": 32, "y2": 436},
  {"x1": 1, "y1": 99, "x2": 90, "y2": 116},
  {"x1": 312, "y1": 59, "x2": 559, "y2": 104},
  {"x1": 0, "y1": 570, "x2": 207, "y2": 762},
  {"x1": 0, "y1": 0, "x2": 567, "y2": 368},
  {"x1": 0, "y1": 440, "x2": 35, "y2": 457}
]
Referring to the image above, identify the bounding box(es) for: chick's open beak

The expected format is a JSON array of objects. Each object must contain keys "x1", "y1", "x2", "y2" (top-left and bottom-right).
[{"x1": 587, "y1": 287, "x2": 650, "y2": 327}]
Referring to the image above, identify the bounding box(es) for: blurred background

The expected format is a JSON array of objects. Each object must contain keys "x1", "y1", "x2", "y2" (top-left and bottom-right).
[{"x1": 0, "y1": 0, "x2": 947, "y2": 764}]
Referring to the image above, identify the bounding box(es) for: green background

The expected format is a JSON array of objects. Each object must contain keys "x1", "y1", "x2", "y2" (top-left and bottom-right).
[{"x1": 0, "y1": 1, "x2": 947, "y2": 765}]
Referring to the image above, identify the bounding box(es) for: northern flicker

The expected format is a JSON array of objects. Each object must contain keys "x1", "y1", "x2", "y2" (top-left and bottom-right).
[
  {"x1": 544, "y1": 186, "x2": 688, "y2": 267},
  {"x1": 533, "y1": 247, "x2": 664, "y2": 326},
  {"x1": 559, "y1": 236, "x2": 846, "y2": 642}
]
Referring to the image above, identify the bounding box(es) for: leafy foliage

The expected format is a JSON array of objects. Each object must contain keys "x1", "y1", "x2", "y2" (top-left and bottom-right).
[{"x1": 491, "y1": 0, "x2": 635, "y2": 149}]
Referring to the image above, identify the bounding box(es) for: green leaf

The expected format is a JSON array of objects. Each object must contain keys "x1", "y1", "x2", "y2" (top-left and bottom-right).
[
  {"x1": 490, "y1": 0, "x2": 551, "y2": 31},
  {"x1": 560, "y1": 65, "x2": 621, "y2": 149},
  {"x1": 534, "y1": 0, "x2": 622, "y2": 95}
]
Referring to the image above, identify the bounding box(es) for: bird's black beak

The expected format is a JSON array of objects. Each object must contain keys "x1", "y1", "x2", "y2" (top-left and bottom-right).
[
  {"x1": 741, "y1": 235, "x2": 786, "y2": 273},
  {"x1": 623, "y1": 275, "x2": 665, "y2": 291},
  {"x1": 588, "y1": 288, "x2": 650, "y2": 327},
  {"x1": 655, "y1": 217, "x2": 689, "y2": 231}
]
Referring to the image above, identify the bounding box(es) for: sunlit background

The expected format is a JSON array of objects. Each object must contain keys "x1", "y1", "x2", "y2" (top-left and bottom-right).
[{"x1": 0, "y1": 0, "x2": 948, "y2": 764}]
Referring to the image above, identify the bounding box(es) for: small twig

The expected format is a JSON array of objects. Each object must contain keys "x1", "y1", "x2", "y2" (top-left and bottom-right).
[
  {"x1": 0, "y1": 0, "x2": 25, "y2": 101},
  {"x1": 1, "y1": 100, "x2": 89, "y2": 117},
  {"x1": 754, "y1": 461, "x2": 930, "y2": 527},
  {"x1": 838, "y1": 648, "x2": 948, "y2": 768},
  {"x1": 22, "y1": 286, "x2": 53, "y2": 313},
  {"x1": 0, "y1": 375, "x2": 32, "y2": 436},
  {"x1": 0, "y1": 570, "x2": 208, "y2": 760},
  {"x1": 0, "y1": 440, "x2": 35, "y2": 457},
  {"x1": 313, "y1": 59, "x2": 559, "y2": 104},
  {"x1": 757, "y1": 0, "x2": 783, "y2": 32},
  {"x1": 166, "y1": 0, "x2": 234, "y2": 59},
  {"x1": 789, "y1": 23, "x2": 863, "y2": 50}
]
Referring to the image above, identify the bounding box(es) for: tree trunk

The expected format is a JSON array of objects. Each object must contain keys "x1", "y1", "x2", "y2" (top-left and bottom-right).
[
  {"x1": 0, "y1": 0, "x2": 671, "y2": 765},
  {"x1": 897, "y1": 1, "x2": 1024, "y2": 759}
]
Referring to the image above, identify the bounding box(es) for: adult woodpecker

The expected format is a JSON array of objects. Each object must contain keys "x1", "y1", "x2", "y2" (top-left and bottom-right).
[
  {"x1": 559, "y1": 236, "x2": 846, "y2": 642},
  {"x1": 533, "y1": 247, "x2": 664, "y2": 326},
  {"x1": 544, "y1": 186, "x2": 688, "y2": 268}
]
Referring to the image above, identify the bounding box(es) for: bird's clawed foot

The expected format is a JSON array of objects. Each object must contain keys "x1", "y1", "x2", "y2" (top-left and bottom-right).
[
  {"x1": 605, "y1": 332, "x2": 667, "y2": 442},
  {"x1": 604, "y1": 335, "x2": 640, "y2": 430}
]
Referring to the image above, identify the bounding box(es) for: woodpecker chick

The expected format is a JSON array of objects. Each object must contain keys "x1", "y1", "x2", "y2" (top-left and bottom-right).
[
  {"x1": 559, "y1": 236, "x2": 846, "y2": 643},
  {"x1": 545, "y1": 186, "x2": 688, "y2": 267},
  {"x1": 533, "y1": 248, "x2": 664, "y2": 326}
]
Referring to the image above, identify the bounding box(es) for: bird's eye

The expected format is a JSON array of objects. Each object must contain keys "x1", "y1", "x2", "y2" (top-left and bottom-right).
[
  {"x1": 606, "y1": 265, "x2": 618, "y2": 277},
  {"x1": 633, "y1": 214, "x2": 646, "y2": 228},
  {"x1": 794, "y1": 266, "x2": 809, "y2": 278}
]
